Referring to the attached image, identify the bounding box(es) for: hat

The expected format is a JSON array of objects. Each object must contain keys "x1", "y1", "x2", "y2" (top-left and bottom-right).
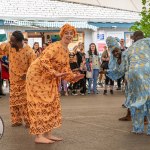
[{"x1": 106, "y1": 36, "x2": 120, "y2": 52}]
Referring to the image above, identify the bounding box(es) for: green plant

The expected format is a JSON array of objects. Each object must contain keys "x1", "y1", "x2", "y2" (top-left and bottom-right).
[{"x1": 130, "y1": 0, "x2": 150, "y2": 37}]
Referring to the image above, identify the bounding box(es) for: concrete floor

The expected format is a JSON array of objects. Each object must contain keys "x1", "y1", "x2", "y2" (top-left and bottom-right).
[{"x1": 0, "y1": 89, "x2": 150, "y2": 150}]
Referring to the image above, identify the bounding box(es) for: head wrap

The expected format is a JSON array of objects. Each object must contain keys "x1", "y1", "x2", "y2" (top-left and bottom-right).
[
  {"x1": 59, "y1": 23, "x2": 77, "y2": 38},
  {"x1": 106, "y1": 36, "x2": 120, "y2": 52}
]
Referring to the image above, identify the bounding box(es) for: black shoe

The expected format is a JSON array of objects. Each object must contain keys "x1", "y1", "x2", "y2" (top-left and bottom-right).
[
  {"x1": 80, "y1": 92, "x2": 85, "y2": 95},
  {"x1": 72, "y1": 91, "x2": 78, "y2": 96},
  {"x1": 110, "y1": 90, "x2": 113, "y2": 94},
  {"x1": 103, "y1": 90, "x2": 107, "y2": 95}
]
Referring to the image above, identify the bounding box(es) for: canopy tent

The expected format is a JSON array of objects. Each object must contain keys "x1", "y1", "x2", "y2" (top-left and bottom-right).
[
  {"x1": 61, "y1": 0, "x2": 142, "y2": 12},
  {"x1": 0, "y1": 0, "x2": 140, "y2": 23}
]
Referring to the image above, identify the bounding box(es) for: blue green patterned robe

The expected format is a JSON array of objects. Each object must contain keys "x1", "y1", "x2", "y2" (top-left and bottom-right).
[
  {"x1": 107, "y1": 38, "x2": 150, "y2": 134},
  {"x1": 108, "y1": 38, "x2": 150, "y2": 108}
]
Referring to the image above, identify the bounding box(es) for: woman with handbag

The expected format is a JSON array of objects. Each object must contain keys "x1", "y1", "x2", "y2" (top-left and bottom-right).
[
  {"x1": 101, "y1": 47, "x2": 114, "y2": 95},
  {"x1": 87, "y1": 43, "x2": 100, "y2": 94}
]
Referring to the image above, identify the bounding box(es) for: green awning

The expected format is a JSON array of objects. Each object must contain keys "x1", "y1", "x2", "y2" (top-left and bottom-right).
[{"x1": 0, "y1": 34, "x2": 7, "y2": 42}]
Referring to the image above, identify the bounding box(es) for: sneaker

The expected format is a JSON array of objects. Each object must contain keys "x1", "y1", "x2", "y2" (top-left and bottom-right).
[
  {"x1": 72, "y1": 91, "x2": 78, "y2": 96},
  {"x1": 110, "y1": 90, "x2": 113, "y2": 94},
  {"x1": 80, "y1": 93, "x2": 85, "y2": 96}
]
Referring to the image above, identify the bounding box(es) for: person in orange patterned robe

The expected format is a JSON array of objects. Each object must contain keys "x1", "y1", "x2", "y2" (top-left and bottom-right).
[
  {"x1": 26, "y1": 24, "x2": 84, "y2": 144},
  {"x1": 0, "y1": 31, "x2": 36, "y2": 127}
]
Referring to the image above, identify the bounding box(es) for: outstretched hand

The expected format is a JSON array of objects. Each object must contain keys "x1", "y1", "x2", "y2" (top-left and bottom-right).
[
  {"x1": 55, "y1": 72, "x2": 69, "y2": 78},
  {"x1": 73, "y1": 74, "x2": 85, "y2": 82}
]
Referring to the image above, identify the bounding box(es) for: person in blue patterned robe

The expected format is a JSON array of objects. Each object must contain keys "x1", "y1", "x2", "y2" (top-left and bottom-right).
[{"x1": 106, "y1": 31, "x2": 150, "y2": 135}]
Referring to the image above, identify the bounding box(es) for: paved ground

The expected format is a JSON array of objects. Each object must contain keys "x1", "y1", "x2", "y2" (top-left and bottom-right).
[{"x1": 0, "y1": 88, "x2": 150, "y2": 150}]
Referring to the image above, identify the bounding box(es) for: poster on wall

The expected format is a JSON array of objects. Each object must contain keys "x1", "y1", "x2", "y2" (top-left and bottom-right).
[
  {"x1": 97, "y1": 34, "x2": 104, "y2": 41},
  {"x1": 98, "y1": 43, "x2": 106, "y2": 53}
]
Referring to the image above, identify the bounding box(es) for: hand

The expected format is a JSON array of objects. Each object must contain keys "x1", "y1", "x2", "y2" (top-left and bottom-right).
[
  {"x1": 55, "y1": 72, "x2": 69, "y2": 78},
  {"x1": 73, "y1": 74, "x2": 84, "y2": 82},
  {"x1": 117, "y1": 58, "x2": 121, "y2": 65},
  {"x1": 106, "y1": 58, "x2": 109, "y2": 61},
  {"x1": 21, "y1": 74, "x2": 26, "y2": 80},
  {"x1": 73, "y1": 45, "x2": 78, "y2": 50}
]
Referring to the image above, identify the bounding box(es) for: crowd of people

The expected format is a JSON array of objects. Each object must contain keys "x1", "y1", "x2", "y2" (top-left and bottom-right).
[{"x1": 0, "y1": 23, "x2": 150, "y2": 144}]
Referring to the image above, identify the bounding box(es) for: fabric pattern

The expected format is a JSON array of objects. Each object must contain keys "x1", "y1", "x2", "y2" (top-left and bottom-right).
[
  {"x1": 107, "y1": 38, "x2": 150, "y2": 134},
  {"x1": 10, "y1": 104, "x2": 29, "y2": 125},
  {"x1": 2, "y1": 44, "x2": 36, "y2": 125},
  {"x1": 26, "y1": 41, "x2": 75, "y2": 135}
]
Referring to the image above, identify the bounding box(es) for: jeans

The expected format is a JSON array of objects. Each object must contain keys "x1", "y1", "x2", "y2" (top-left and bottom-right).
[{"x1": 88, "y1": 69, "x2": 99, "y2": 93}]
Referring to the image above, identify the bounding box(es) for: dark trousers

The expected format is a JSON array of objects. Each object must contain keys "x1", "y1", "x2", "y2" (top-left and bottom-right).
[
  {"x1": 117, "y1": 78, "x2": 122, "y2": 88},
  {"x1": 117, "y1": 75, "x2": 125, "y2": 88},
  {"x1": 80, "y1": 74, "x2": 86, "y2": 94},
  {"x1": 105, "y1": 75, "x2": 114, "y2": 86}
]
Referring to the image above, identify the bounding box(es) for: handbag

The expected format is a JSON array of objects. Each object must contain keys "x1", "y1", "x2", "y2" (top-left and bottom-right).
[
  {"x1": 101, "y1": 61, "x2": 109, "y2": 69},
  {"x1": 101, "y1": 50, "x2": 109, "y2": 69},
  {"x1": 86, "y1": 71, "x2": 92, "y2": 78}
]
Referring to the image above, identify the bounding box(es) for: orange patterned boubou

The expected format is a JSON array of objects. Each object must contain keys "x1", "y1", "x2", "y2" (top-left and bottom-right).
[
  {"x1": 26, "y1": 41, "x2": 76, "y2": 135},
  {"x1": 0, "y1": 43, "x2": 36, "y2": 125}
]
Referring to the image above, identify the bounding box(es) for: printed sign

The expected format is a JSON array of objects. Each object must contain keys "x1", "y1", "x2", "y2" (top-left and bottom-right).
[
  {"x1": 98, "y1": 43, "x2": 106, "y2": 52},
  {"x1": 97, "y1": 34, "x2": 104, "y2": 40}
]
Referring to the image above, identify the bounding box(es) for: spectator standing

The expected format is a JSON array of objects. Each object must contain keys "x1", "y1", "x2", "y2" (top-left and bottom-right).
[
  {"x1": 88, "y1": 43, "x2": 100, "y2": 94},
  {"x1": 33, "y1": 42, "x2": 41, "y2": 57}
]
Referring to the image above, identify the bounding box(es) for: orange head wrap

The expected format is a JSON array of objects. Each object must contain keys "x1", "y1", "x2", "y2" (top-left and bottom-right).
[{"x1": 59, "y1": 23, "x2": 77, "y2": 38}]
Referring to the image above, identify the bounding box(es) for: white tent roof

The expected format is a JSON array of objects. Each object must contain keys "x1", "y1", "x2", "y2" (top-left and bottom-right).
[
  {"x1": 61, "y1": 0, "x2": 142, "y2": 12},
  {"x1": 0, "y1": 0, "x2": 141, "y2": 23}
]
